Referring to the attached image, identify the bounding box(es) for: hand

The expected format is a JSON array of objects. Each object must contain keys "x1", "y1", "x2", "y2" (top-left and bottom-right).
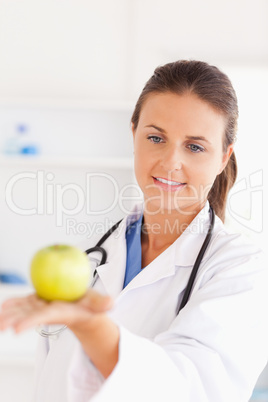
[
  {"x1": 0, "y1": 289, "x2": 119, "y2": 377},
  {"x1": 0, "y1": 289, "x2": 113, "y2": 334}
]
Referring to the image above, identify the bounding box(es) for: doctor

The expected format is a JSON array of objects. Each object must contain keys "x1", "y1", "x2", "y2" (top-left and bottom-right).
[{"x1": 0, "y1": 60, "x2": 267, "y2": 402}]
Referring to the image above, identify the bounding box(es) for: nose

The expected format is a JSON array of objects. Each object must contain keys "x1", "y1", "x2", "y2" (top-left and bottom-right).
[{"x1": 160, "y1": 145, "x2": 183, "y2": 172}]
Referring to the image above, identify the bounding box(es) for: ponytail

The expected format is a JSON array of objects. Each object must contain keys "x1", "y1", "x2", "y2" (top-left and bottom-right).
[{"x1": 208, "y1": 152, "x2": 237, "y2": 222}]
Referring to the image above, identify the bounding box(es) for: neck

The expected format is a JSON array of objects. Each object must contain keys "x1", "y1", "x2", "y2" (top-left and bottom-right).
[{"x1": 141, "y1": 202, "x2": 205, "y2": 251}]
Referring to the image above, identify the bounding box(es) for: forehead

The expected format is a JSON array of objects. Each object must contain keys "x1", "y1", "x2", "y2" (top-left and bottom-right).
[{"x1": 138, "y1": 92, "x2": 226, "y2": 137}]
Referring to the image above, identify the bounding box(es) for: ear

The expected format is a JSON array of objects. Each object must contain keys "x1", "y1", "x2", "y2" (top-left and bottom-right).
[{"x1": 218, "y1": 144, "x2": 234, "y2": 175}]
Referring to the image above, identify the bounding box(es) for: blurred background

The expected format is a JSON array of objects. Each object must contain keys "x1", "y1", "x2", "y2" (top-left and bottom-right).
[{"x1": 0, "y1": 1, "x2": 267, "y2": 401}]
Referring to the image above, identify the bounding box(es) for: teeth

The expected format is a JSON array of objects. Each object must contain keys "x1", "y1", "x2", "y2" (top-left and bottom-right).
[{"x1": 155, "y1": 177, "x2": 183, "y2": 186}]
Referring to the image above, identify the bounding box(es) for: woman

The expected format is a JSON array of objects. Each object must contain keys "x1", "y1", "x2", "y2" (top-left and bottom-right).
[{"x1": 0, "y1": 60, "x2": 267, "y2": 402}]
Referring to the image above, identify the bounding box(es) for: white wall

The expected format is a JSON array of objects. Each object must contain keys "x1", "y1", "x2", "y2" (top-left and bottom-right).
[
  {"x1": 222, "y1": 66, "x2": 268, "y2": 252},
  {"x1": 0, "y1": 0, "x2": 131, "y2": 100},
  {"x1": 0, "y1": 0, "x2": 267, "y2": 101}
]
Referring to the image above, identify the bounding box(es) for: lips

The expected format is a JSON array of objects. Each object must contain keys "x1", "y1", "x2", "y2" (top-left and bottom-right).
[
  {"x1": 154, "y1": 177, "x2": 184, "y2": 186},
  {"x1": 152, "y1": 176, "x2": 186, "y2": 192}
]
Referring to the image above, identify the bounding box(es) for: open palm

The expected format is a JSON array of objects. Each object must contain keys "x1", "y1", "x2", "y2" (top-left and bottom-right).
[{"x1": 0, "y1": 289, "x2": 113, "y2": 334}]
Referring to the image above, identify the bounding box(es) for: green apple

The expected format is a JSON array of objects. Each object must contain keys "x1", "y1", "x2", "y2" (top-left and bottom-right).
[{"x1": 30, "y1": 244, "x2": 91, "y2": 301}]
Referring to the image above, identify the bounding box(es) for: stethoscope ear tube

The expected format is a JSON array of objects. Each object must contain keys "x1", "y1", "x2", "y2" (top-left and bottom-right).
[
  {"x1": 85, "y1": 219, "x2": 123, "y2": 275},
  {"x1": 176, "y1": 207, "x2": 215, "y2": 315},
  {"x1": 95, "y1": 219, "x2": 123, "y2": 248},
  {"x1": 85, "y1": 246, "x2": 107, "y2": 269}
]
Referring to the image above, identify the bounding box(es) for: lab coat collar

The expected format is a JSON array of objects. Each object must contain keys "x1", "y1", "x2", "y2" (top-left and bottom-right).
[
  {"x1": 94, "y1": 201, "x2": 212, "y2": 297},
  {"x1": 121, "y1": 201, "x2": 212, "y2": 268}
]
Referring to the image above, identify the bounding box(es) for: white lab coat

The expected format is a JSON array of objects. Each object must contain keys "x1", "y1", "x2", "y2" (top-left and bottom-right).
[{"x1": 33, "y1": 202, "x2": 268, "y2": 402}]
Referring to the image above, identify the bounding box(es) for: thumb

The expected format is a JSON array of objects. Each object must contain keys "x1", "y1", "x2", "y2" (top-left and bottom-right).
[{"x1": 80, "y1": 289, "x2": 114, "y2": 313}]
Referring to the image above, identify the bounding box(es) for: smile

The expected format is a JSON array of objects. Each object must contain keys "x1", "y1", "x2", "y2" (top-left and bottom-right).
[
  {"x1": 153, "y1": 177, "x2": 186, "y2": 192},
  {"x1": 154, "y1": 177, "x2": 184, "y2": 186}
]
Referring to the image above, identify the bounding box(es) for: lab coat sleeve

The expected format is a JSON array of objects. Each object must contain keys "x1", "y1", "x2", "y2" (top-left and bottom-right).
[
  {"x1": 91, "y1": 325, "x2": 189, "y2": 402},
  {"x1": 90, "y1": 249, "x2": 268, "y2": 402},
  {"x1": 156, "y1": 254, "x2": 268, "y2": 401}
]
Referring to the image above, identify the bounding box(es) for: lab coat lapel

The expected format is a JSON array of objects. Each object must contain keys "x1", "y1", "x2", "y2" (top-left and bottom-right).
[
  {"x1": 94, "y1": 202, "x2": 212, "y2": 297},
  {"x1": 120, "y1": 241, "x2": 177, "y2": 294},
  {"x1": 93, "y1": 204, "x2": 177, "y2": 297},
  {"x1": 119, "y1": 202, "x2": 212, "y2": 293}
]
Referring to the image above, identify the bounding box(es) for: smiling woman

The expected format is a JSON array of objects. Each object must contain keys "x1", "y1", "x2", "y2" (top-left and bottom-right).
[
  {"x1": 131, "y1": 60, "x2": 238, "y2": 223},
  {"x1": 0, "y1": 60, "x2": 267, "y2": 402}
]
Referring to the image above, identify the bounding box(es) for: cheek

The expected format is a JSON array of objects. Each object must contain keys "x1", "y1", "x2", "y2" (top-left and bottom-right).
[
  {"x1": 134, "y1": 150, "x2": 149, "y2": 185},
  {"x1": 189, "y1": 155, "x2": 222, "y2": 185},
  {"x1": 134, "y1": 143, "x2": 153, "y2": 171}
]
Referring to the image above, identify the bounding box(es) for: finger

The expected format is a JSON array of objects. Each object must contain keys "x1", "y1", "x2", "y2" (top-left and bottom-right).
[
  {"x1": 0, "y1": 295, "x2": 47, "y2": 323},
  {"x1": 0, "y1": 306, "x2": 29, "y2": 330},
  {"x1": 13, "y1": 309, "x2": 52, "y2": 333},
  {"x1": 79, "y1": 290, "x2": 113, "y2": 313},
  {"x1": 1, "y1": 296, "x2": 29, "y2": 310},
  {"x1": 1, "y1": 291, "x2": 113, "y2": 333},
  {"x1": 1, "y1": 293, "x2": 44, "y2": 310},
  {"x1": 0, "y1": 295, "x2": 48, "y2": 332},
  {"x1": 13, "y1": 298, "x2": 90, "y2": 332},
  {"x1": 12, "y1": 302, "x2": 68, "y2": 333}
]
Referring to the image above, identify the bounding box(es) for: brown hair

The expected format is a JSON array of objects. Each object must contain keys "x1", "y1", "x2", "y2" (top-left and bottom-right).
[{"x1": 131, "y1": 60, "x2": 238, "y2": 222}]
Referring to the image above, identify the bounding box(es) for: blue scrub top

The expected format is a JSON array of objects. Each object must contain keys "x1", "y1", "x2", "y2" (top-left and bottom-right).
[{"x1": 123, "y1": 214, "x2": 143, "y2": 288}]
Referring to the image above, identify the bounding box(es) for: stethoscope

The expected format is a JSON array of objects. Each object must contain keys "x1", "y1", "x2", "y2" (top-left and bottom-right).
[{"x1": 37, "y1": 207, "x2": 215, "y2": 338}]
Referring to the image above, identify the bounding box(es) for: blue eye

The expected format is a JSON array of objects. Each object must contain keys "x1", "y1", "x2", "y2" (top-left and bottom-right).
[
  {"x1": 188, "y1": 144, "x2": 205, "y2": 153},
  {"x1": 148, "y1": 135, "x2": 163, "y2": 144}
]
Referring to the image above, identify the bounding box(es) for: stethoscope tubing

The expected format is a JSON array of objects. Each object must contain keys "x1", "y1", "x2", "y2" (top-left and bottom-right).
[
  {"x1": 177, "y1": 206, "x2": 215, "y2": 313},
  {"x1": 86, "y1": 207, "x2": 215, "y2": 315},
  {"x1": 85, "y1": 219, "x2": 123, "y2": 269}
]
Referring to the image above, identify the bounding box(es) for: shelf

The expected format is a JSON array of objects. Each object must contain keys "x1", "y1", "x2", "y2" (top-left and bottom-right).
[{"x1": 0, "y1": 155, "x2": 134, "y2": 169}]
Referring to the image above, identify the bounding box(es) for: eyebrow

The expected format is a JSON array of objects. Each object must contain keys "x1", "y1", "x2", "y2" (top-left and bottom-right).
[
  {"x1": 145, "y1": 124, "x2": 167, "y2": 133},
  {"x1": 144, "y1": 125, "x2": 211, "y2": 144},
  {"x1": 185, "y1": 135, "x2": 211, "y2": 145}
]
